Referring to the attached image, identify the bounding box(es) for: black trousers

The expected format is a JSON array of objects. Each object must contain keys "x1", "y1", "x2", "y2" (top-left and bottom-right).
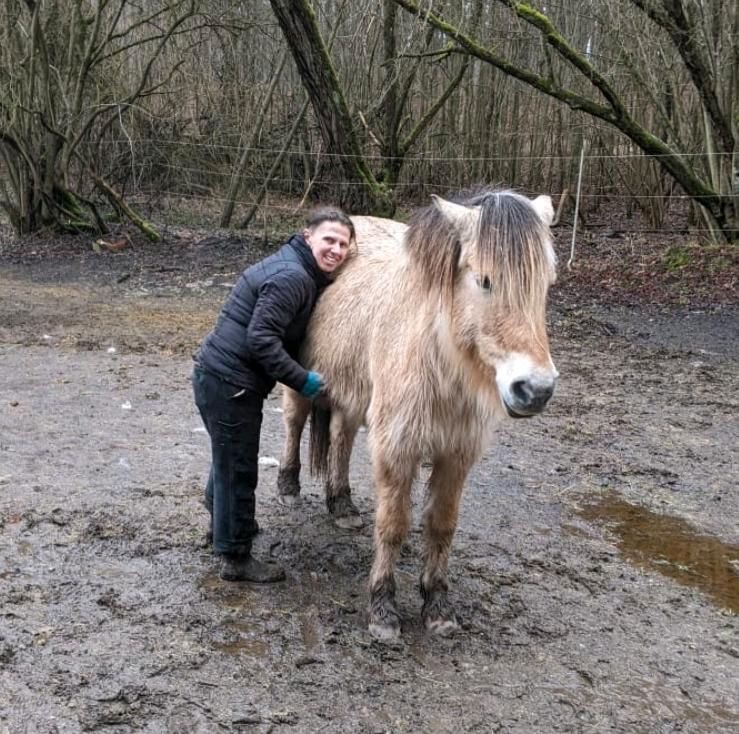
[{"x1": 192, "y1": 366, "x2": 263, "y2": 556}]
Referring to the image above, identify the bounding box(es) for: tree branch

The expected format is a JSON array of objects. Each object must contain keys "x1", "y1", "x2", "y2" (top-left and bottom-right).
[
  {"x1": 628, "y1": 0, "x2": 734, "y2": 154},
  {"x1": 389, "y1": 0, "x2": 725, "y2": 226},
  {"x1": 401, "y1": 54, "x2": 469, "y2": 155},
  {"x1": 389, "y1": 0, "x2": 616, "y2": 120},
  {"x1": 499, "y1": 1, "x2": 629, "y2": 119},
  {"x1": 269, "y1": 0, "x2": 392, "y2": 214}
]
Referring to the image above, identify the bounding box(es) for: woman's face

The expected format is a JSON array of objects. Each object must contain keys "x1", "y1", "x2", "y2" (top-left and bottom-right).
[{"x1": 304, "y1": 221, "x2": 352, "y2": 273}]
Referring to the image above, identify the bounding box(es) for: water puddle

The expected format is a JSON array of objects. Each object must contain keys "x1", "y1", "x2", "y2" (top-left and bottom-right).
[
  {"x1": 578, "y1": 492, "x2": 739, "y2": 613},
  {"x1": 212, "y1": 620, "x2": 268, "y2": 657},
  {"x1": 197, "y1": 574, "x2": 269, "y2": 656},
  {"x1": 197, "y1": 573, "x2": 254, "y2": 612}
]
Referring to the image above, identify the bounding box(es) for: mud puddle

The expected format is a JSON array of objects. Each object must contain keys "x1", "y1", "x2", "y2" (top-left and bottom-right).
[{"x1": 579, "y1": 491, "x2": 739, "y2": 613}]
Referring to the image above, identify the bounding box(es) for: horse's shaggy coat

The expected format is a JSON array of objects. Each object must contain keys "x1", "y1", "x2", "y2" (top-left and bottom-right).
[{"x1": 278, "y1": 189, "x2": 558, "y2": 639}]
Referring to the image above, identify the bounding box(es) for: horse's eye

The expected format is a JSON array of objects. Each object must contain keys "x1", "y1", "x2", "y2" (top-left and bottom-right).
[{"x1": 477, "y1": 275, "x2": 492, "y2": 293}]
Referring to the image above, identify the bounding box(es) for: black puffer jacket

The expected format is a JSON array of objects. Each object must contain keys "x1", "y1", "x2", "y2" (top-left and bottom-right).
[{"x1": 195, "y1": 234, "x2": 331, "y2": 396}]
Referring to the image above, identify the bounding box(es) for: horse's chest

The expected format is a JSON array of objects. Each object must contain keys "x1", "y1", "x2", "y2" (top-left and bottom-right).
[{"x1": 421, "y1": 391, "x2": 492, "y2": 455}]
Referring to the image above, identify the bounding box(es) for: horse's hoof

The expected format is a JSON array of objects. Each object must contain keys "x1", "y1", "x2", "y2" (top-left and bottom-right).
[
  {"x1": 277, "y1": 468, "x2": 301, "y2": 497},
  {"x1": 276, "y1": 493, "x2": 301, "y2": 507},
  {"x1": 368, "y1": 584, "x2": 401, "y2": 641},
  {"x1": 424, "y1": 616, "x2": 459, "y2": 637},
  {"x1": 421, "y1": 585, "x2": 458, "y2": 636},
  {"x1": 333, "y1": 512, "x2": 364, "y2": 530},
  {"x1": 368, "y1": 619, "x2": 401, "y2": 641},
  {"x1": 328, "y1": 494, "x2": 363, "y2": 529}
]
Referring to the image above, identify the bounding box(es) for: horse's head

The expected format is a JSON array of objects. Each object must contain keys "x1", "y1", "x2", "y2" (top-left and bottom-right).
[{"x1": 431, "y1": 190, "x2": 558, "y2": 418}]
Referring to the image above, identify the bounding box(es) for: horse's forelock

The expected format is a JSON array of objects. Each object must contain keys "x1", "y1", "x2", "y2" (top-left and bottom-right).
[
  {"x1": 406, "y1": 189, "x2": 553, "y2": 314},
  {"x1": 476, "y1": 191, "x2": 552, "y2": 315}
]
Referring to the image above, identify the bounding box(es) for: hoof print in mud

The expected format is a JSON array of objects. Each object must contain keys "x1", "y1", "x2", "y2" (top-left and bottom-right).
[
  {"x1": 424, "y1": 616, "x2": 459, "y2": 637},
  {"x1": 276, "y1": 492, "x2": 302, "y2": 507},
  {"x1": 332, "y1": 512, "x2": 364, "y2": 530}
]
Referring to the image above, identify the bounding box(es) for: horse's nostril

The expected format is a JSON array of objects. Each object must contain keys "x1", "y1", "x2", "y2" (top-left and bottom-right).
[
  {"x1": 512, "y1": 379, "x2": 534, "y2": 405},
  {"x1": 512, "y1": 379, "x2": 554, "y2": 410}
]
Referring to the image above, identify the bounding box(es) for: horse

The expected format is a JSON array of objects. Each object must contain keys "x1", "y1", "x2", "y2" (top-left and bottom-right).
[{"x1": 277, "y1": 188, "x2": 558, "y2": 640}]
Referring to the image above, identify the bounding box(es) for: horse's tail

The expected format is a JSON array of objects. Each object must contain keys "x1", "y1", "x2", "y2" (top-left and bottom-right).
[{"x1": 309, "y1": 402, "x2": 331, "y2": 478}]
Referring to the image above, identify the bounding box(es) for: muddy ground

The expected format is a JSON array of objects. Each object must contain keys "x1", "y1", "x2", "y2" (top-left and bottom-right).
[{"x1": 0, "y1": 224, "x2": 737, "y2": 733}]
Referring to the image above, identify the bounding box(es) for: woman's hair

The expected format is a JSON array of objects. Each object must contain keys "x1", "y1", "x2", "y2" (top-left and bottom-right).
[{"x1": 305, "y1": 207, "x2": 355, "y2": 242}]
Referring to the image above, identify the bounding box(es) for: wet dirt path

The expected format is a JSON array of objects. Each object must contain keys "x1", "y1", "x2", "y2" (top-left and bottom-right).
[{"x1": 0, "y1": 273, "x2": 737, "y2": 733}]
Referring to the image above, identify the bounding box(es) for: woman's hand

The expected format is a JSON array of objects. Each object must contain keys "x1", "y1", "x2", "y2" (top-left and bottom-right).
[{"x1": 300, "y1": 371, "x2": 325, "y2": 399}]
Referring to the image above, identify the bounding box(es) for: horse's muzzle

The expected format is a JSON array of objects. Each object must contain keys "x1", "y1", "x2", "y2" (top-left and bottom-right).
[{"x1": 505, "y1": 378, "x2": 555, "y2": 418}]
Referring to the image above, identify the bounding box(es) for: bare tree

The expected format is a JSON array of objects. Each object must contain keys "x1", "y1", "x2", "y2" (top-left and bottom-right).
[
  {"x1": 220, "y1": 50, "x2": 289, "y2": 228},
  {"x1": 266, "y1": 0, "x2": 475, "y2": 214},
  {"x1": 388, "y1": 0, "x2": 737, "y2": 241},
  {"x1": 367, "y1": 0, "x2": 474, "y2": 190},
  {"x1": 268, "y1": 0, "x2": 394, "y2": 214},
  {"x1": 0, "y1": 0, "x2": 198, "y2": 238},
  {"x1": 3, "y1": 0, "x2": 731, "y2": 238}
]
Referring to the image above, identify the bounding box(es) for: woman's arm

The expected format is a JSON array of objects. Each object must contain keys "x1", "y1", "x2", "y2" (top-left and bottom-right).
[{"x1": 246, "y1": 271, "x2": 312, "y2": 392}]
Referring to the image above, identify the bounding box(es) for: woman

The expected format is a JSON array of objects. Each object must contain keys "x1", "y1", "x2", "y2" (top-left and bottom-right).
[{"x1": 193, "y1": 208, "x2": 354, "y2": 582}]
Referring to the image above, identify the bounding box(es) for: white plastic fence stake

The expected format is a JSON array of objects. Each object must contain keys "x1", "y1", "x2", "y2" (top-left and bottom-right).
[
  {"x1": 568, "y1": 139, "x2": 586, "y2": 271},
  {"x1": 569, "y1": 32, "x2": 595, "y2": 271}
]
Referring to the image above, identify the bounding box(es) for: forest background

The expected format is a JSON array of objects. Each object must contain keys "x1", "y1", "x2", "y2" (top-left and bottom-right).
[{"x1": 1, "y1": 0, "x2": 737, "y2": 246}]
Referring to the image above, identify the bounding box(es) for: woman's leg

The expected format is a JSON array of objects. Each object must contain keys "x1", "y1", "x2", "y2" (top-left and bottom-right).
[{"x1": 193, "y1": 367, "x2": 283, "y2": 581}]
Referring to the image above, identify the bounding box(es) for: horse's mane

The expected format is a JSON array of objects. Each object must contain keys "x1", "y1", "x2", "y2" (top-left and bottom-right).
[{"x1": 404, "y1": 188, "x2": 554, "y2": 315}]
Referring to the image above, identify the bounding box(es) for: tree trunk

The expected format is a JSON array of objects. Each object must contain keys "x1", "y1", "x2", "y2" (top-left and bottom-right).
[
  {"x1": 238, "y1": 97, "x2": 312, "y2": 229},
  {"x1": 268, "y1": 0, "x2": 393, "y2": 215}
]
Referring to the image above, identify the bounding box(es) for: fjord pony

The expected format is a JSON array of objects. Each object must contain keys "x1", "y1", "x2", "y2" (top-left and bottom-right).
[{"x1": 278, "y1": 189, "x2": 558, "y2": 640}]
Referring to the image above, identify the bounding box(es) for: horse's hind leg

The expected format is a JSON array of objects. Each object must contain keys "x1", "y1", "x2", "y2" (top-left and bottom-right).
[
  {"x1": 419, "y1": 454, "x2": 472, "y2": 635},
  {"x1": 368, "y1": 456, "x2": 416, "y2": 640},
  {"x1": 326, "y1": 411, "x2": 363, "y2": 529},
  {"x1": 277, "y1": 388, "x2": 310, "y2": 505}
]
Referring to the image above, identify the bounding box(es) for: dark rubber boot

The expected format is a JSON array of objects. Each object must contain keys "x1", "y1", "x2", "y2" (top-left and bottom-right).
[{"x1": 219, "y1": 553, "x2": 286, "y2": 583}]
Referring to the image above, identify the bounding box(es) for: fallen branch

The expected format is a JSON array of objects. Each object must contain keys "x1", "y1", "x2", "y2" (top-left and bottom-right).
[{"x1": 83, "y1": 164, "x2": 161, "y2": 242}]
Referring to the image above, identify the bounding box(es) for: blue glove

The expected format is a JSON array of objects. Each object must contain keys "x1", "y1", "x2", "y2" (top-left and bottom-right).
[{"x1": 300, "y1": 371, "x2": 324, "y2": 399}]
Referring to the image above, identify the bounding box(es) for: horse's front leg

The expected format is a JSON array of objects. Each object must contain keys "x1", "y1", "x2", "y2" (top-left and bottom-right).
[
  {"x1": 368, "y1": 455, "x2": 416, "y2": 640},
  {"x1": 420, "y1": 453, "x2": 474, "y2": 635},
  {"x1": 325, "y1": 410, "x2": 363, "y2": 529},
  {"x1": 277, "y1": 388, "x2": 311, "y2": 505}
]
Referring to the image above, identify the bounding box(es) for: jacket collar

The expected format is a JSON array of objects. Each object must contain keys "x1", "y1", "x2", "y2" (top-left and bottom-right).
[{"x1": 288, "y1": 234, "x2": 332, "y2": 287}]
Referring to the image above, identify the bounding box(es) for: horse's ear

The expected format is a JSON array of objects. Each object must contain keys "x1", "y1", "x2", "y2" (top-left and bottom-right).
[
  {"x1": 530, "y1": 195, "x2": 554, "y2": 226},
  {"x1": 431, "y1": 195, "x2": 479, "y2": 236}
]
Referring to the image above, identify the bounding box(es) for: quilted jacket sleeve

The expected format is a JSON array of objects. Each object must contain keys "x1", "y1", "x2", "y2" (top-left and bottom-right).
[{"x1": 246, "y1": 270, "x2": 312, "y2": 393}]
